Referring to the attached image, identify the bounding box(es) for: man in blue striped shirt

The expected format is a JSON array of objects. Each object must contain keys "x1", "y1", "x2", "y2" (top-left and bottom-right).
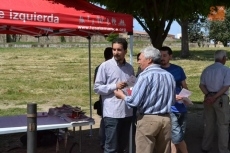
[{"x1": 114, "y1": 46, "x2": 176, "y2": 153}]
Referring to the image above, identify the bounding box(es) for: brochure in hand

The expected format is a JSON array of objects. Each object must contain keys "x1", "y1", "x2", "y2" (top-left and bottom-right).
[
  {"x1": 178, "y1": 88, "x2": 193, "y2": 105},
  {"x1": 126, "y1": 75, "x2": 136, "y2": 87}
]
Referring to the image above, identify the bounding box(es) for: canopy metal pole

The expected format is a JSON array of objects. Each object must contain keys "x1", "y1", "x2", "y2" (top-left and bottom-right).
[
  {"x1": 128, "y1": 33, "x2": 135, "y2": 153},
  {"x1": 129, "y1": 34, "x2": 134, "y2": 66},
  {"x1": 87, "y1": 36, "x2": 93, "y2": 136}
]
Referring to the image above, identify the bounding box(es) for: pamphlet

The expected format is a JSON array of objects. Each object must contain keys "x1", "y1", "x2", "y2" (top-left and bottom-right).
[
  {"x1": 178, "y1": 88, "x2": 193, "y2": 105},
  {"x1": 37, "y1": 112, "x2": 48, "y2": 117},
  {"x1": 126, "y1": 75, "x2": 136, "y2": 87},
  {"x1": 60, "y1": 113, "x2": 94, "y2": 124},
  {"x1": 179, "y1": 88, "x2": 192, "y2": 97}
]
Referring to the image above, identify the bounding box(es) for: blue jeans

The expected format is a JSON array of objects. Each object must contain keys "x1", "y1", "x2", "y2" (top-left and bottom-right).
[
  {"x1": 170, "y1": 112, "x2": 187, "y2": 144},
  {"x1": 104, "y1": 117, "x2": 132, "y2": 153},
  {"x1": 99, "y1": 118, "x2": 105, "y2": 147}
]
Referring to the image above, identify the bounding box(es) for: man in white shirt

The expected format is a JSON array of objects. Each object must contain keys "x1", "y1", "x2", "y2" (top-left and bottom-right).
[{"x1": 94, "y1": 38, "x2": 134, "y2": 153}]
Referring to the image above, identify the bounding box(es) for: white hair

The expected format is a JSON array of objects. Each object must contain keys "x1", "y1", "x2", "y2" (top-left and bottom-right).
[
  {"x1": 214, "y1": 50, "x2": 226, "y2": 61},
  {"x1": 141, "y1": 46, "x2": 161, "y2": 64}
]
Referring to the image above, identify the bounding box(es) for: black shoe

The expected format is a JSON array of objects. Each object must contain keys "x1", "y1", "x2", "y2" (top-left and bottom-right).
[
  {"x1": 201, "y1": 149, "x2": 209, "y2": 153},
  {"x1": 100, "y1": 144, "x2": 104, "y2": 150}
]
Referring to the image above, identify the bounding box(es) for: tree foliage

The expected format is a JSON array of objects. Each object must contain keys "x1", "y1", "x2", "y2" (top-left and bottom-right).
[
  {"x1": 6, "y1": 34, "x2": 20, "y2": 43},
  {"x1": 60, "y1": 36, "x2": 66, "y2": 43},
  {"x1": 188, "y1": 17, "x2": 209, "y2": 47},
  {"x1": 89, "y1": 0, "x2": 176, "y2": 49},
  {"x1": 88, "y1": 0, "x2": 230, "y2": 57},
  {"x1": 106, "y1": 33, "x2": 119, "y2": 42},
  {"x1": 209, "y1": 8, "x2": 230, "y2": 47}
]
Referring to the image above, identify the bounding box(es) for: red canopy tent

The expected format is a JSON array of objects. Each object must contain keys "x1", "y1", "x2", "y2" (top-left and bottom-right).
[
  {"x1": 0, "y1": 0, "x2": 133, "y2": 36},
  {"x1": 0, "y1": 0, "x2": 134, "y2": 135}
]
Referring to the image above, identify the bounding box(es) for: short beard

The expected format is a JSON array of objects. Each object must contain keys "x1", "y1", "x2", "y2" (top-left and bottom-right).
[{"x1": 115, "y1": 56, "x2": 124, "y2": 64}]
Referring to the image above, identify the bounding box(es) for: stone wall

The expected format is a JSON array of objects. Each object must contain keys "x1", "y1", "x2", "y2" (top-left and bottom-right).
[{"x1": 0, "y1": 34, "x2": 107, "y2": 43}]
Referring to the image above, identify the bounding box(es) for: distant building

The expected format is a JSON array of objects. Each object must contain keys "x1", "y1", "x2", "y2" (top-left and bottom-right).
[
  {"x1": 119, "y1": 30, "x2": 176, "y2": 42},
  {"x1": 176, "y1": 33, "x2": 182, "y2": 39},
  {"x1": 0, "y1": 31, "x2": 176, "y2": 43}
]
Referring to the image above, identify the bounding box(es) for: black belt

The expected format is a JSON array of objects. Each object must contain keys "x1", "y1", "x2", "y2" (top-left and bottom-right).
[
  {"x1": 208, "y1": 92, "x2": 227, "y2": 95},
  {"x1": 208, "y1": 92, "x2": 217, "y2": 94},
  {"x1": 140, "y1": 113, "x2": 169, "y2": 116}
]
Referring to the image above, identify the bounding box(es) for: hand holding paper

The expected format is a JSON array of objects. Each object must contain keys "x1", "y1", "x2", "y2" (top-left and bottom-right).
[
  {"x1": 126, "y1": 75, "x2": 136, "y2": 87},
  {"x1": 178, "y1": 88, "x2": 193, "y2": 105},
  {"x1": 179, "y1": 88, "x2": 192, "y2": 97}
]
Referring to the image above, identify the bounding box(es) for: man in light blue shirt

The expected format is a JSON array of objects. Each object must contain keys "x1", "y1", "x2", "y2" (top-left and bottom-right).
[
  {"x1": 199, "y1": 50, "x2": 230, "y2": 153},
  {"x1": 114, "y1": 46, "x2": 176, "y2": 153},
  {"x1": 94, "y1": 38, "x2": 134, "y2": 153}
]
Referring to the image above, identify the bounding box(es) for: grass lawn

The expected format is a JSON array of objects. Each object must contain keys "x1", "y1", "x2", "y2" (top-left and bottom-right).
[{"x1": 0, "y1": 45, "x2": 229, "y2": 116}]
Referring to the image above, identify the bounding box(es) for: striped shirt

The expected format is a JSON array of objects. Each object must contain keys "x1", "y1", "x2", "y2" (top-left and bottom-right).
[
  {"x1": 124, "y1": 64, "x2": 176, "y2": 114},
  {"x1": 200, "y1": 62, "x2": 230, "y2": 94},
  {"x1": 94, "y1": 57, "x2": 134, "y2": 118}
]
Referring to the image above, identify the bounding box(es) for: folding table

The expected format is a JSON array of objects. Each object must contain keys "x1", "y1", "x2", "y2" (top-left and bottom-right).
[{"x1": 0, "y1": 114, "x2": 94, "y2": 152}]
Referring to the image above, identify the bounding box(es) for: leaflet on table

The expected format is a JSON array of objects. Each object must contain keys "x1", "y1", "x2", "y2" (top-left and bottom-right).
[
  {"x1": 60, "y1": 113, "x2": 93, "y2": 124},
  {"x1": 37, "y1": 112, "x2": 48, "y2": 117},
  {"x1": 178, "y1": 88, "x2": 193, "y2": 105}
]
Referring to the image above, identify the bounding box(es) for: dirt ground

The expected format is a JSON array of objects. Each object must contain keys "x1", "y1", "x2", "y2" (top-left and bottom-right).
[{"x1": 0, "y1": 104, "x2": 223, "y2": 153}]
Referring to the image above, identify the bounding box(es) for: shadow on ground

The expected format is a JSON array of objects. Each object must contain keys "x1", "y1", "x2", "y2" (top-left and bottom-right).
[
  {"x1": 185, "y1": 103, "x2": 220, "y2": 153},
  {"x1": 0, "y1": 104, "x2": 223, "y2": 153},
  {"x1": 0, "y1": 128, "x2": 103, "y2": 153}
]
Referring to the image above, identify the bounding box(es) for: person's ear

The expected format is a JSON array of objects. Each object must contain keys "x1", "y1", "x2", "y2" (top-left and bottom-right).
[
  {"x1": 170, "y1": 54, "x2": 173, "y2": 60},
  {"x1": 223, "y1": 56, "x2": 228, "y2": 63},
  {"x1": 148, "y1": 58, "x2": 153, "y2": 64}
]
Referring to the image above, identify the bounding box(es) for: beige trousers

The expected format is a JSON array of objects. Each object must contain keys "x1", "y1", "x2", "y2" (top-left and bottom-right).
[
  {"x1": 135, "y1": 115, "x2": 171, "y2": 153},
  {"x1": 202, "y1": 95, "x2": 230, "y2": 153}
]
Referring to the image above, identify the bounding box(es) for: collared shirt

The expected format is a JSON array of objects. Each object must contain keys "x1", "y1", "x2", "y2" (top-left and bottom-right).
[
  {"x1": 94, "y1": 57, "x2": 134, "y2": 118},
  {"x1": 200, "y1": 62, "x2": 230, "y2": 94},
  {"x1": 124, "y1": 64, "x2": 176, "y2": 115}
]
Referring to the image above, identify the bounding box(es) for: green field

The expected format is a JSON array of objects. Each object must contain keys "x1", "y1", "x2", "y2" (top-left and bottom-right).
[{"x1": 0, "y1": 46, "x2": 229, "y2": 116}]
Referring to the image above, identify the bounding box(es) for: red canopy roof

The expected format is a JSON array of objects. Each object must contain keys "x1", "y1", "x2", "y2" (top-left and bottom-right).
[{"x1": 0, "y1": 0, "x2": 133, "y2": 37}]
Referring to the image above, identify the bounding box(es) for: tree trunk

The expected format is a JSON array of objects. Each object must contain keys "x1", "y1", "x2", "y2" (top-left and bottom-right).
[
  {"x1": 12, "y1": 34, "x2": 16, "y2": 42},
  {"x1": 148, "y1": 21, "x2": 172, "y2": 49},
  {"x1": 180, "y1": 20, "x2": 190, "y2": 58},
  {"x1": 150, "y1": 35, "x2": 164, "y2": 49},
  {"x1": 222, "y1": 40, "x2": 227, "y2": 47},
  {"x1": 6, "y1": 34, "x2": 11, "y2": 43},
  {"x1": 18, "y1": 35, "x2": 22, "y2": 42}
]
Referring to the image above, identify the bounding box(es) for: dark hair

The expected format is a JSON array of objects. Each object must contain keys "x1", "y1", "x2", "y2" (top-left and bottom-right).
[
  {"x1": 137, "y1": 53, "x2": 141, "y2": 61},
  {"x1": 112, "y1": 38, "x2": 128, "y2": 50},
  {"x1": 104, "y1": 47, "x2": 113, "y2": 60},
  {"x1": 159, "y1": 46, "x2": 173, "y2": 55}
]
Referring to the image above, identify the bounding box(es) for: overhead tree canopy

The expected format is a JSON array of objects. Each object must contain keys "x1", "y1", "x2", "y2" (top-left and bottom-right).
[
  {"x1": 209, "y1": 8, "x2": 230, "y2": 47},
  {"x1": 89, "y1": 0, "x2": 230, "y2": 57},
  {"x1": 188, "y1": 17, "x2": 209, "y2": 46}
]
